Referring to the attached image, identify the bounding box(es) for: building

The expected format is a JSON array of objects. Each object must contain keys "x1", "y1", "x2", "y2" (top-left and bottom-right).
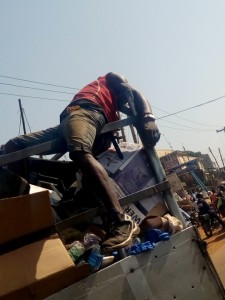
[{"x1": 156, "y1": 149, "x2": 217, "y2": 190}]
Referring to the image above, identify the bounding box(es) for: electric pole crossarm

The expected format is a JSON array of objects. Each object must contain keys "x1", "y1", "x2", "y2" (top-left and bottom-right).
[{"x1": 216, "y1": 127, "x2": 225, "y2": 133}]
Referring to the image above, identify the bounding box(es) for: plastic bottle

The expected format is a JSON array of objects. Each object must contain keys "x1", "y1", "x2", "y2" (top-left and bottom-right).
[
  {"x1": 87, "y1": 244, "x2": 103, "y2": 273},
  {"x1": 84, "y1": 233, "x2": 101, "y2": 250},
  {"x1": 68, "y1": 241, "x2": 85, "y2": 263}
]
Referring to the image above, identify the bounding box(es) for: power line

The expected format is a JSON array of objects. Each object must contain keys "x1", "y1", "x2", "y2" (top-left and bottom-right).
[
  {"x1": 0, "y1": 82, "x2": 75, "y2": 95},
  {"x1": 153, "y1": 105, "x2": 219, "y2": 128},
  {"x1": 0, "y1": 91, "x2": 224, "y2": 132},
  {"x1": 1, "y1": 74, "x2": 225, "y2": 129},
  {"x1": 0, "y1": 74, "x2": 79, "y2": 90},
  {"x1": 159, "y1": 124, "x2": 215, "y2": 132},
  {"x1": 0, "y1": 92, "x2": 69, "y2": 102},
  {"x1": 156, "y1": 95, "x2": 225, "y2": 120},
  {"x1": 159, "y1": 118, "x2": 215, "y2": 131}
]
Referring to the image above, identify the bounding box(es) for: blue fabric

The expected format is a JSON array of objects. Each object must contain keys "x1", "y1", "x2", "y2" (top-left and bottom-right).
[
  {"x1": 129, "y1": 241, "x2": 155, "y2": 255},
  {"x1": 145, "y1": 229, "x2": 170, "y2": 243}
]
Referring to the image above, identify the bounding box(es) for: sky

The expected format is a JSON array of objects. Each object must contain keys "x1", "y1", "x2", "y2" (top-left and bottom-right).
[{"x1": 1, "y1": 1, "x2": 225, "y2": 166}]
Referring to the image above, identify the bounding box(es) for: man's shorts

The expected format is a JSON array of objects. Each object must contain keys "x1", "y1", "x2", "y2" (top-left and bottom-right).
[{"x1": 59, "y1": 107, "x2": 106, "y2": 154}]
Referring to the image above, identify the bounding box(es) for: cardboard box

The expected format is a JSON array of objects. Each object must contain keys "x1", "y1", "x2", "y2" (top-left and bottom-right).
[
  {"x1": 98, "y1": 142, "x2": 167, "y2": 224},
  {"x1": 0, "y1": 191, "x2": 54, "y2": 245},
  {"x1": 0, "y1": 191, "x2": 89, "y2": 300}
]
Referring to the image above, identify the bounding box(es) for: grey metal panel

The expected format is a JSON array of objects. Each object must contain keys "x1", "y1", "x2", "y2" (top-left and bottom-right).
[{"x1": 46, "y1": 227, "x2": 225, "y2": 300}]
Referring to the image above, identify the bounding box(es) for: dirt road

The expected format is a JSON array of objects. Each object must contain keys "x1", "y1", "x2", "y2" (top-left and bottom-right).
[{"x1": 197, "y1": 225, "x2": 225, "y2": 287}]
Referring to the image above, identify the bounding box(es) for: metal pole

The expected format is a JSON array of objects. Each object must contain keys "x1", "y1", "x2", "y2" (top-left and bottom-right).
[
  {"x1": 126, "y1": 98, "x2": 186, "y2": 227},
  {"x1": 218, "y1": 148, "x2": 225, "y2": 170},
  {"x1": 18, "y1": 99, "x2": 27, "y2": 134},
  {"x1": 141, "y1": 146, "x2": 186, "y2": 227},
  {"x1": 209, "y1": 147, "x2": 221, "y2": 171}
]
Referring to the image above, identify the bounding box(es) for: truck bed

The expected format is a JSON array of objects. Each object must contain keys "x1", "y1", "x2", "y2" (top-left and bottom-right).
[{"x1": 46, "y1": 226, "x2": 225, "y2": 300}]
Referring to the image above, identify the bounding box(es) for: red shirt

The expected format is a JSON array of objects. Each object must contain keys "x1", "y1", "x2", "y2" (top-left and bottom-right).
[
  {"x1": 210, "y1": 193, "x2": 218, "y2": 204},
  {"x1": 70, "y1": 75, "x2": 118, "y2": 123}
]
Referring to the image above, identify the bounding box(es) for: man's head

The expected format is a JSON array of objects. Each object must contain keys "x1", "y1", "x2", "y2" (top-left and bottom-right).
[
  {"x1": 196, "y1": 193, "x2": 203, "y2": 199},
  {"x1": 105, "y1": 72, "x2": 128, "y2": 94},
  {"x1": 219, "y1": 184, "x2": 225, "y2": 191}
]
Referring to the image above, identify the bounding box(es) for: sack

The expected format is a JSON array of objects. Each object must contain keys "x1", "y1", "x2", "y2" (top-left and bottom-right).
[
  {"x1": 162, "y1": 213, "x2": 183, "y2": 234},
  {"x1": 140, "y1": 216, "x2": 164, "y2": 231}
]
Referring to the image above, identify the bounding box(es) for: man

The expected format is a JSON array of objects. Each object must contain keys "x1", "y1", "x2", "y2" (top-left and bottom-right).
[
  {"x1": 2, "y1": 72, "x2": 160, "y2": 253},
  {"x1": 209, "y1": 189, "x2": 218, "y2": 211},
  {"x1": 217, "y1": 185, "x2": 225, "y2": 217},
  {"x1": 196, "y1": 193, "x2": 225, "y2": 228}
]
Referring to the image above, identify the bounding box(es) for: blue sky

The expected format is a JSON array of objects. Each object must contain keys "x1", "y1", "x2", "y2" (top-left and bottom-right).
[{"x1": 1, "y1": 1, "x2": 225, "y2": 165}]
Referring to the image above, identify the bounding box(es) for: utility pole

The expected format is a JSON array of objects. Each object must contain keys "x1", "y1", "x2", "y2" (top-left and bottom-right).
[
  {"x1": 215, "y1": 128, "x2": 225, "y2": 172},
  {"x1": 182, "y1": 144, "x2": 190, "y2": 161},
  {"x1": 208, "y1": 147, "x2": 221, "y2": 171},
  {"x1": 162, "y1": 134, "x2": 173, "y2": 151},
  {"x1": 218, "y1": 148, "x2": 225, "y2": 169},
  {"x1": 18, "y1": 99, "x2": 27, "y2": 134}
]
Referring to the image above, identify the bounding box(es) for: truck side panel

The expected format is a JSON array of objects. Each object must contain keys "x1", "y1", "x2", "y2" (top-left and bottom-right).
[{"x1": 46, "y1": 227, "x2": 225, "y2": 300}]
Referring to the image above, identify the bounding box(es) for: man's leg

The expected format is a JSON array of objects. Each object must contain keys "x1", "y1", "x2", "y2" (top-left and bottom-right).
[
  {"x1": 72, "y1": 152, "x2": 122, "y2": 213},
  {"x1": 71, "y1": 152, "x2": 140, "y2": 254},
  {"x1": 60, "y1": 108, "x2": 121, "y2": 212},
  {"x1": 60, "y1": 108, "x2": 140, "y2": 253},
  {"x1": 211, "y1": 212, "x2": 225, "y2": 228},
  {"x1": 3, "y1": 126, "x2": 66, "y2": 178}
]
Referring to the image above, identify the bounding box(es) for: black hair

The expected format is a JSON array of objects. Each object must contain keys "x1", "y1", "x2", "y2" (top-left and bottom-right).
[{"x1": 196, "y1": 193, "x2": 203, "y2": 199}]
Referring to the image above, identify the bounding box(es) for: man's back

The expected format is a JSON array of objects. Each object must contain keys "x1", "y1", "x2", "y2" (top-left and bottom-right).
[{"x1": 197, "y1": 197, "x2": 210, "y2": 215}]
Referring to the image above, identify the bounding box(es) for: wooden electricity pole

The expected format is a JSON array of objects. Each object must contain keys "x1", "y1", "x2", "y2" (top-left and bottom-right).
[
  {"x1": 218, "y1": 148, "x2": 225, "y2": 169},
  {"x1": 18, "y1": 99, "x2": 27, "y2": 134},
  {"x1": 209, "y1": 147, "x2": 221, "y2": 172}
]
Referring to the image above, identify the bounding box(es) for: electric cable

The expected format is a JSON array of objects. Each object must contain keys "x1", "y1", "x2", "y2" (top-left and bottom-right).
[
  {"x1": 158, "y1": 119, "x2": 215, "y2": 131},
  {"x1": 0, "y1": 82, "x2": 75, "y2": 95},
  {"x1": 0, "y1": 74, "x2": 79, "y2": 90},
  {"x1": 153, "y1": 106, "x2": 220, "y2": 128},
  {"x1": 0, "y1": 92, "x2": 69, "y2": 102},
  {"x1": 159, "y1": 124, "x2": 215, "y2": 132},
  {"x1": 1, "y1": 73, "x2": 225, "y2": 132},
  {"x1": 156, "y1": 95, "x2": 225, "y2": 120}
]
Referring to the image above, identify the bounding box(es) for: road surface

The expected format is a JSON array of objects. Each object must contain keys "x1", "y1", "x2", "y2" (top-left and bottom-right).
[{"x1": 198, "y1": 224, "x2": 225, "y2": 288}]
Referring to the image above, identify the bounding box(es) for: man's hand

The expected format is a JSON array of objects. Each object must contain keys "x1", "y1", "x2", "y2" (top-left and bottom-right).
[
  {"x1": 143, "y1": 120, "x2": 161, "y2": 147},
  {"x1": 136, "y1": 117, "x2": 161, "y2": 147}
]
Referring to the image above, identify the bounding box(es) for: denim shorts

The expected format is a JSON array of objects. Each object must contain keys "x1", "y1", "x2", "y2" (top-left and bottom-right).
[{"x1": 59, "y1": 107, "x2": 106, "y2": 154}]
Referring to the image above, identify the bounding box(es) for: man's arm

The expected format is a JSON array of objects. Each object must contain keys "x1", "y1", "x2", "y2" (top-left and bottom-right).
[
  {"x1": 105, "y1": 72, "x2": 160, "y2": 146},
  {"x1": 105, "y1": 72, "x2": 154, "y2": 117}
]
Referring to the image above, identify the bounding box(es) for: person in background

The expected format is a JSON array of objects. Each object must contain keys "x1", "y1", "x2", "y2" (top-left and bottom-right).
[
  {"x1": 192, "y1": 194, "x2": 199, "y2": 213},
  {"x1": 196, "y1": 193, "x2": 225, "y2": 228},
  {"x1": 209, "y1": 189, "x2": 218, "y2": 211},
  {"x1": 190, "y1": 189, "x2": 197, "y2": 202},
  {"x1": 1, "y1": 72, "x2": 160, "y2": 253},
  {"x1": 217, "y1": 185, "x2": 225, "y2": 217}
]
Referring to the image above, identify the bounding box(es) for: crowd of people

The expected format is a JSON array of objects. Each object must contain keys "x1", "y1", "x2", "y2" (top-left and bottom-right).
[{"x1": 176, "y1": 185, "x2": 225, "y2": 229}]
